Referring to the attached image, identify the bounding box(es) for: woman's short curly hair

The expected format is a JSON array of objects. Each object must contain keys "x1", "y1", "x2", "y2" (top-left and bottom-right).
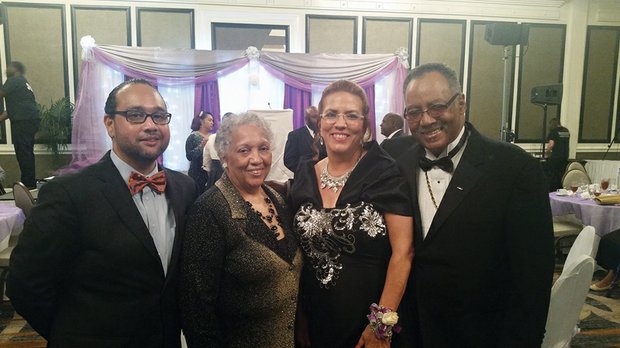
[{"x1": 215, "y1": 111, "x2": 274, "y2": 160}]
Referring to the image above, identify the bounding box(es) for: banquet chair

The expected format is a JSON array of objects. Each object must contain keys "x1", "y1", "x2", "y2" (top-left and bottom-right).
[
  {"x1": 13, "y1": 182, "x2": 35, "y2": 218},
  {"x1": 542, "y1": 254, "x2": 596, "y2": 348},
  {"x1": 561, "y1": 169, "x2": 591, "y2": 188},
  {"x1": 565, "y1": 161, "x2": 588, "y2": 175},
  {"x1": 553, "y1": 215, "x2": 583, "y2": 261},
  {"x1": 563, "y1": 226, "x2": 599, "y2": 273}
]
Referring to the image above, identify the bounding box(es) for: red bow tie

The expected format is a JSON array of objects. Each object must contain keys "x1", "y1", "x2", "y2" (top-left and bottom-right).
[{"x1": 128, "y1": 171, "x2": 166, "y2": 195}]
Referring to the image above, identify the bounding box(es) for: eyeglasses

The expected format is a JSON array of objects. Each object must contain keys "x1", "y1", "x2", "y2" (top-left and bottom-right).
[
  {"x1": 404, "y1": 93, "x2": 460, "y2": 121},
  {"x1": 113, "y1": 110, "x2": 172, "y2": 125},
  {"x1": 321, "y1": 111, "x2": 365, "y2": 124}
]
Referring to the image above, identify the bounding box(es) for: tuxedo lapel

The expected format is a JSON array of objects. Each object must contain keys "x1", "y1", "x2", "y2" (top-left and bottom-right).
[
  {"x1": 399, "y1": 145, "x2": 424, "y2": 247},
  {"x1": 424, "y1": 127, "x2": 487, "y2": 244},
  {"x1": 95, "y1": 154, "x2": 163, "y2": 271}
]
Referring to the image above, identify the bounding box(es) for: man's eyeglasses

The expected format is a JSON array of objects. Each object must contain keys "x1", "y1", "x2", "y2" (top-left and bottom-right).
[
  {"x1": 404, "y1": 93, "x2": 461, "y2": 121},
  {"x1": 321, "y1": 111, "x2": 365, "y2": 124},
  {"x1": 113, "y1": 110, "x2": 172, "y2": 125}
]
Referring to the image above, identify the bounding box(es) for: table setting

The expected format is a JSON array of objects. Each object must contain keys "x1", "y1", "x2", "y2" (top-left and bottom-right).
[{"x1": 550, "y1": 179, "x2": 620, "y2": 236}]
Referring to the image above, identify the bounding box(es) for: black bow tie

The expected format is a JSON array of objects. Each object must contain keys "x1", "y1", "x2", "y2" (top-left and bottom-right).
[
  {"x1": 418, "y1": 125, "x2": 470, "y2": 173},
  {"x1": 419, "y1": 156, "x2": 454, "y2": 173}
]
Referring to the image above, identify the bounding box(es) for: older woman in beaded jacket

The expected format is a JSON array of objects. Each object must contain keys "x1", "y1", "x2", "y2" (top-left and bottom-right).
[{"x1": 180, "y1": 112, "x2": 302, "y2": 348}]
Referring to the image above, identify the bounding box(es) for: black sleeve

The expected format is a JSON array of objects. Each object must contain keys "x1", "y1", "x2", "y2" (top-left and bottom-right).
[
  {"x1": 6, "y1": 179, "x2": 81, "y2": 339},
  {"x1": 499, "y1": 155, "x2": 555, "y2": 347},
  {"x1": 185, "y1": 133, "x2": 205, "y2": 162},
  {"x1": 180, "y1": 196, "x2": 227, "y2": 348},
  {"x1": 0, "y1": 77, "x2": 17, "y2": 95},
  {"x1": 283, "y1": 131, "x2": 299, "y2": 173}
]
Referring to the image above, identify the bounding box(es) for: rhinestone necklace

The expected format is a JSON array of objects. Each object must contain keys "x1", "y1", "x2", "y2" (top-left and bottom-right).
[
  {"x1": 320, "y1": 157, "x2": 360, "y2": 192},
  {"x1": 246, "y1": 196, "x2": 284, "y2": 239}
]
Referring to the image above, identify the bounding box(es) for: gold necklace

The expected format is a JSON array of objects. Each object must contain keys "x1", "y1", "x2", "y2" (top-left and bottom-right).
[{"x1": 424, "y1": 171, "x2": 438, "y2": 209}]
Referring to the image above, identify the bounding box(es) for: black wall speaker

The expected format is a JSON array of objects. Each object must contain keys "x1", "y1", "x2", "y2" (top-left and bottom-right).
[
  {"x1": 484, "y1": 23, "x2": 529, "y2": 46},
  {"x1": 531, "y1": 84, "x2": 563, "y2": 105}
]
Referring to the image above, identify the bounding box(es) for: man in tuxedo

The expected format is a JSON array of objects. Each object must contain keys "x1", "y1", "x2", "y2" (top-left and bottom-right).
[
  {"x1": 379, "y1": 112, "x2": 404, "y2": 145},
  {"x1": 7, "y1": 79, "x2": 197, "y2": 347},
  {"x1": 284, "y1": 105, "x2": 322, "y2": 174},
  {"x1": 397, "y1": 63, "x2": 554, "y2": 347}
]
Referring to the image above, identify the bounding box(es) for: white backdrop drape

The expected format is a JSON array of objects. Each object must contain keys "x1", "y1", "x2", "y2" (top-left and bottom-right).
[{"x1": 68, "y1": 37, "x2": 408, "y2": 172}]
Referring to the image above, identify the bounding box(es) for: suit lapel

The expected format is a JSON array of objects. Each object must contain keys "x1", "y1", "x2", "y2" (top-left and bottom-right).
[
  {"x1": 303, "y1": 127, "x2": 314, "y2": 149},
  {"x1": 95, "y1": 154, "x2": 163, "y2": 271},
  {"x1": 164, "y1": 170, "x2": 186, "y2": 283},
  {"x1": 423, "y1": 127, "x2": 487, "y2": 244}
]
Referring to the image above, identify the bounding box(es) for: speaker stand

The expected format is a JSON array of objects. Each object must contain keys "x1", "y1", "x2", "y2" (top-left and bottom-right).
[
  {"x1": 539, "y1": 103, "x2": 548, "y2": 159},
  {"x1": 500, "y1": 45, "x2": 515, "y2": 142},
  {"x1": 602, "y1": 127, "x2": 619, "y2": 160}
]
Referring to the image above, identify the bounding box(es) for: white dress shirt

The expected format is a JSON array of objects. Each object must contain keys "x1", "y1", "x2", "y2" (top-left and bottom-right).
[
  {"x1": 387, "y1": 129, "x2": 401, "y2": 139},
  {"x1": 111, "y1": 150, "x2": 176, "y2": 275},
  {"x1": 417, "y1": 125, "x2": 468, "y2": 239},
  {"x1": 306, "y1": 124, "x2": 315, "y2": 138}
]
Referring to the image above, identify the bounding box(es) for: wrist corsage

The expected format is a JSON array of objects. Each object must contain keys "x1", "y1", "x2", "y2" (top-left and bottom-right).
[{"x1": 367, "y1": 303, "x2": 401, "y2": 341}]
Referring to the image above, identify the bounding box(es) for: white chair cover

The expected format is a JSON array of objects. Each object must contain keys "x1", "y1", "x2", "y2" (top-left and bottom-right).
[
  {"x1": 562, "y1": 169, "x2": 591, "y2": 187},
  {"x1": 12, "y1": 182, "x2": 35, "y2": 219},
  {"x1": 564, "y1": 226, "x2": 600, "y2": 274},
  {"x1": 566, "y1": 162, "x2": 587, "y2": 174},
  {"x1": 542, "y1": 255, "x2": 596, "y2": 348}
]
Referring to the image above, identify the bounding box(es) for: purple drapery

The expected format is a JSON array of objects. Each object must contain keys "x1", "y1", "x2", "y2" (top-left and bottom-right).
[
  {"x1": 67, "y1": 42, "x2": 408, "y2": 173},
  {"x1": 283, "y1": 84, "x2": 312, "y2": 130},
  {"x1": 195, "y1": 81, "x2": 221, "y2": 131},
  {"x1": 364, "y1": 85, "x2": 376, "y2": 139}
]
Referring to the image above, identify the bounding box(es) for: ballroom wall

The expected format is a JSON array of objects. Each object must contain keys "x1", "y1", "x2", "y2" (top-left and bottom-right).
[{"x1": 0, "y1": 0, "x2": 618, "y2": 184}]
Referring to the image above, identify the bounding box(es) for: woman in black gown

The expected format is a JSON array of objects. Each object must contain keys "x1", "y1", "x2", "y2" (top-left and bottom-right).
[
  {"x1": 185, "y1": 111, "x2": 213, "y2": 193},
  {"x1": 289, "y1": 80, "x2": 414, "y2": 348}
]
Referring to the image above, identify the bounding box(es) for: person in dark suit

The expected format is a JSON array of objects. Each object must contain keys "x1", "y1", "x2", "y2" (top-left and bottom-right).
[
  {"x1": 284, "y1": 105, "x2": 324, "y2": 175},
  {"x1": 397, "y1": 63, "x2": 555, "y2": 347},
  {"x1": 7, "y1": 79, "x2": 197, "y2": 348},
  {"x1": 379, "y1": 112, "x2": 404, "y2": 146},
  {"x1": 545, "y1": 117, "x2": 570, "y2": 191},
  {"x1": 381, "y1": 135, "x2": 417, "y2": 160}
]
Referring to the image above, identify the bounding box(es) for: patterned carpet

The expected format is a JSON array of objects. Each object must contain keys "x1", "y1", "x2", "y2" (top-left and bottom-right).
[{"x1": 0, "y1": 273, "x2": 619, "y2": 347}]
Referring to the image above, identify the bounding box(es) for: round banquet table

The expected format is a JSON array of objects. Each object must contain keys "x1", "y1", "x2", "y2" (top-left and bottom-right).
[
  {"x1": 549, "y1": 192, "x2": 620, "y2": 236},
  {"x1": 0, "y1": 204, "x2": 25, "y2": 252}
]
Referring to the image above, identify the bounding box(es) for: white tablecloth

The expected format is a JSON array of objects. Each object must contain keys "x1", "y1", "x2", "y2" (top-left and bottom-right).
[
  {"x1": 549, "y1": 192, "x2": 620, "y2": 236},
  {"x1": 585, "y1": 160, "x2": 620, "y2": 186},
  {"x1": 0, "y1": 204, "x2": 25, "y2": 252}
]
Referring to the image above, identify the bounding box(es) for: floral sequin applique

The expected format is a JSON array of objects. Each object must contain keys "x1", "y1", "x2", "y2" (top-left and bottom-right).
[{"x1": 295, "y1": 202, "x2": 386, "y2": 287}]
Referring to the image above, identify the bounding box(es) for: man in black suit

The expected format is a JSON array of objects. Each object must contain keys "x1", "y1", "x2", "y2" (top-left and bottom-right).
[
  {"x1": 397, "y1": 63, "x2": 554, "y2": 347},
  {"x1": 284, "y1": 105, "x2": 322, "y2": 174},
  {"x1": 7, "y1": 79, "x2": 197, "y2": 347},
  {"x1": 379, "y1": 112, "x2": 404, "y2": 145}
]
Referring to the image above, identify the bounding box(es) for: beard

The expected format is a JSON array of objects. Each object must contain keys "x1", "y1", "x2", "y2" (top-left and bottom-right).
[{"x1": 115, "y1": 133, "x2": 169, "y2": 166}]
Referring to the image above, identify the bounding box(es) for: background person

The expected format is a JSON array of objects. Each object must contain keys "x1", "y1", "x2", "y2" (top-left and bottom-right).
[
  {"x1": 284, "y1": 105, "x2": 326, "y2": 175},
  {"x1": 545, "y1": 117, "x2": 570, "y2": 191},
  {"x1": 185, "y1": 111, "x2": 214, "y2": 193},
  {"x1": 397, "y1": 63, "x2": 554, "y2": 347},
  {"x1": 0, "y1": 61, "x2": 40, "y2": 189},
  {"x1": 7, "y1": 79, "x2": 197, "y2": 347},
  {"x1": 590, "y1": 229, "x2": 620, "y2": 291},
  {"x1": 181, "y1": 112, "x2": 301, "y2": 347},
  {"x1": 289, "y1": 80, "x2": 414, "y2": 348},
  {"x1": 203, "y1": 112, "x2": 233, "y2": 190},
  {"x1": 379, "y1": 112, "x2": 404, "y2": 146}
]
